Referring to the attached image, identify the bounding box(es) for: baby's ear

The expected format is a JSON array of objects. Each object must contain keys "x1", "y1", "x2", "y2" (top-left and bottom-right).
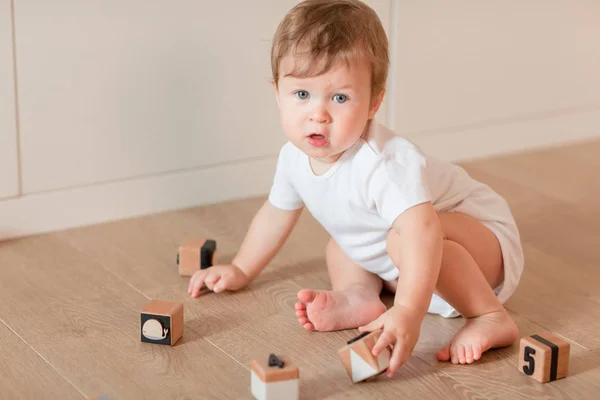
[{"x1": 369, "y1": 90, "x2": 385, "y2": 119}]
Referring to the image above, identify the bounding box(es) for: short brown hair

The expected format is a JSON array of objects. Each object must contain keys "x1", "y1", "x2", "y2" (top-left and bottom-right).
[{"x1": 271, "y1": 0, "x2": 389, "y2": 99}]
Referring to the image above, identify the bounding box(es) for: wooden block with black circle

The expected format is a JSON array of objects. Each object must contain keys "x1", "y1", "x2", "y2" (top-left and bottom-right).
[
  {"x1": 250, "y1": 354, "x2": 299, "y2": 400},
  {"x1": 518, "y1": 332, "x2": 570, "y2": 383},
  {"x1": 338, "y1": 329, "x2": 390, "y2": 383},
  {"x1": 140, "y1": 300, "x2": 183, "y2": 346},
  {"x1": 176, "y1": 239, "x2": 217, "y2": 276}
]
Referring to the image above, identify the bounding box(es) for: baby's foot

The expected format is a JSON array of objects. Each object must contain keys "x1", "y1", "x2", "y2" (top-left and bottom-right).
[
  {"x1": 294, "y1": 287, "x2": 386, "y2": 331},
  {"x1": 435, "y1": 308, "x2": 519, "y2": 364}
]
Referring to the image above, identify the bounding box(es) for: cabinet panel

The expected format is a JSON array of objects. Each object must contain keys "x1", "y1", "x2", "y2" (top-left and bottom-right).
[
  {"x1": 392, "y1": 1, "x2": 600, "y2": 136},
  {"x1": 15, "y1": 1, "x2": 297, "y2": 193},
  {"x1": 0, "y1": 0, "x2": 18, "y2": 199}
]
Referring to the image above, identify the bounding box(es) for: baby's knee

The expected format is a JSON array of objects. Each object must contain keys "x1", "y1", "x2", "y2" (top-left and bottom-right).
[{"x1": 440, "y1": 239, "x2": 470, "y2": 268}]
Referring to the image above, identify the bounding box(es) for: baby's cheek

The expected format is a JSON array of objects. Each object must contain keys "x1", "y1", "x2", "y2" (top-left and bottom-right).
[{"x1": 282, "y1": 120, "x2": 300, "y2": 139}]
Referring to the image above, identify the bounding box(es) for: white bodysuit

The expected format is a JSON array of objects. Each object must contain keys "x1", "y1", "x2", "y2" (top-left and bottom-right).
[{"x1": 268, "y1": 121, "x2": 524, "y2": 318}]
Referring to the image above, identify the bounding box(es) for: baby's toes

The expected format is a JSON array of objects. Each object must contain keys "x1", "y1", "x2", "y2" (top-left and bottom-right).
[
  {"x1": 472, "y1": 343, "x2": 483, "y2": 361},
  {"x1": 303, "y1": 322, "x2": 315, "y2": 331},
  {"x1": 456, "y1": 344, "x2": 467, "y2": 364},
  {"x1": 464, "y1": 345, "x2": 474, "y2": 364},
  {"x1": 296, "y1": 309, "x2": 307, "y2": 318},
  {"x1": 298, "y1": 316, "x2": 310, "y2": 325},
  {"x1": 295, "y1": 301, "x2": 306, "y2": 311},
  {"x1": 450, "y1": 345, "x2": 459, "y2": 364}
]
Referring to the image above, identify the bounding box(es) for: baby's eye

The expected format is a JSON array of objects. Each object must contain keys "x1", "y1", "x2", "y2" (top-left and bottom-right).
[
  {"x1": 295, "y1": 90, "x2": 309, "y2": 100},
  {"x1": 333, "y1": 94, "x2": 348, "y2": 104}
]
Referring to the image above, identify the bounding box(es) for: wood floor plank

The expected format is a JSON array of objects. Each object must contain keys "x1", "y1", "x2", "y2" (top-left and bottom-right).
[
  {"x1": 515, "y1": 204, "x2": 600, "y2": 279},
  {"x1": 504, "y1": 244, "x2": 600, "y2": 350},
  {"x1": 289, "y1": 257, "x2": 600, "y2": 398},
  {"x1": 541, "y1": 139, "x2": 600, "y2": 170},
  {"x1": 143, "y1": 263, "x2": 489, "y2": 399},
  {"x1": 169, "y1": 291, "x2": 490, "y2": 400},
  {"x1": 3, "y1": 139, "x2": 600, "y2": 398},
  {"x1": 0, "y1": 236, "x2": 249, "y2": 399},
  {"x1": 463, "y1": 143, "x2": 600, "y2": 207},
  {"x1": 143, "y1": 249, "x2": 489, "y2": 399},
  {"x1": 0, "y1": 321, "x2": 83, "y2": 399},
  {"x1": 415, "y1": 312, "x2": 600, "y2": 400},
  {"x1": 57, "y1": 197, "x2": 330, "y2": 297},
  {"x1": 458, "y1": 164, "x2": 566, "y2": 223}
]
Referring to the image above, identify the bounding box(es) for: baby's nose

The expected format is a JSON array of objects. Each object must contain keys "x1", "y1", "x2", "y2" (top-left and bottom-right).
[{"x1": 309, "y1": 108, "x2": 331, "y2": 123}]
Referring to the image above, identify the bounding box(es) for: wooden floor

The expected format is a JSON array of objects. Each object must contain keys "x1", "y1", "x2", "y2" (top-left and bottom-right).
[{"x1": 2, "y1": 140, "x2": 600, "y2": 400}]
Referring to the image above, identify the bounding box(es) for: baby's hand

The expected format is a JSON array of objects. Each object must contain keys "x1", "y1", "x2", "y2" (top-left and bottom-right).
[
  {"x1": 187, "y1": 264, "x2": 249, "y2": 298},
  {"x1": 358, "y1": 305, "x2": 422, "y2": 377}
]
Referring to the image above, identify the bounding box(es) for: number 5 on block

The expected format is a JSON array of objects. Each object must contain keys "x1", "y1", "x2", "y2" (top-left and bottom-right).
[{"x1": 518, "y1": 332, "x2": 570, "y2": 383}]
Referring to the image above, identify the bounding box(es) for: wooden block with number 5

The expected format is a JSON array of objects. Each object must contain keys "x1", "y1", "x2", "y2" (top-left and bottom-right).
[{"x1": 518, "y1": 332, "x2": 570, "y2": 383}]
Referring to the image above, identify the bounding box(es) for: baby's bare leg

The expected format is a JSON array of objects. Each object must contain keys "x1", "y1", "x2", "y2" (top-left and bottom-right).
[
  {"x1": 326, "y1": 237, "x2": 383, "y2": 293},
  {"x1": 295, "y1": 238, "x2": 387, "y2": 331},
  {"x1": 434, "y1": 212, "x2": 505, "y2": 317},
  {"x1": 387, "y1": 211, "x2": 518, "y2": 364}
]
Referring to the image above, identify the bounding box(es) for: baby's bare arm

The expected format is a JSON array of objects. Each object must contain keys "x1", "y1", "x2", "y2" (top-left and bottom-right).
[
  {"x1": 390, "y1": 202, "x2": 444, "y2": 318},
  {"x1": 357, "y1": 202, "x2": 444, "y2": 376},
  {"x1": 188, "y1": 200, "x2": 302, "y2": 296},
  {"x1": 232, "y1": 200, "x2": 303, "y2": 282}
]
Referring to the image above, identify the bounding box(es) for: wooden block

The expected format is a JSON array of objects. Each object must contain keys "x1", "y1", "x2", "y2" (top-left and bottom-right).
[
  {"x1": 250, "y1": 354, "x2": 299, "y2": 400},
  {"x1": 176, "y1": 239, "x2": 217, "y2": 276},
  {"x1": 140, "y1": 300, "x2": 183, "y2": 346},
  {"x1": 338, "y1": 330, "x2": 390, "y2": 383},
  {"x1": 87, "y1": 397, "x2": 115, "y2": 400},
  {"x1": 518, "y1": 332, "x2": 570, "y2": 383}
]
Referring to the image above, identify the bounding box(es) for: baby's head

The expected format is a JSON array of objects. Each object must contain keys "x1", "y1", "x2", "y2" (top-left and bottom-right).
[{"x1": 271, "y1": 0, "x2": 389, "y2": 163}]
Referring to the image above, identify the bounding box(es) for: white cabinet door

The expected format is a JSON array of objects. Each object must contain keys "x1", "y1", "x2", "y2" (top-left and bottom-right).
[
  {"x1": 0, "y1": 0, "x2": 18, "y2": 199},
  {"x1": 15, "y1": 1, "x2": 297, "y2": 194},
  {"x1": 391, "y1": 1, "x2": 600, "y2": 136}
]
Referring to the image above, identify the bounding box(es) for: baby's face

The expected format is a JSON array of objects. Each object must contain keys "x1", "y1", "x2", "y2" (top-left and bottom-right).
[{"x1": 275, "y1": 56, "x2": 381, "y2": 163}]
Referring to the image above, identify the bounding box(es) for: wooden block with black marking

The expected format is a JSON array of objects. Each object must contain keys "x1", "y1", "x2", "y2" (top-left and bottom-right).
[
  {"x1": 251, "y1": 354, "x2": 299, "y2": 400},
  {"x1": 176, "y1": 239, "x2": 217, "y2": 276},
  {"x1": 338, "y1": 330, "x2": 390, "y2": 383},
  {"x1": 140, "y1": 300, "x2": 184, "y2": 346},
  {"x1": 518, "y1": 332, "x2": 570, "y2": 383}
]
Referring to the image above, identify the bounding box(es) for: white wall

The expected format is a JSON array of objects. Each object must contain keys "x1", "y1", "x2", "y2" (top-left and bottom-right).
[{"x1": 1, "y1": 0, "x2": 599, "y2": 240}]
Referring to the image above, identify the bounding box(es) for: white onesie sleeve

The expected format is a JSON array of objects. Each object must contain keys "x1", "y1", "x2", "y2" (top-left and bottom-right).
[
  {"x1": 268, "y1": 143, "x2": 305, "y2": 210},
  {"x1": 365, "y1": 144, "x2": 432, "y2": 226}
]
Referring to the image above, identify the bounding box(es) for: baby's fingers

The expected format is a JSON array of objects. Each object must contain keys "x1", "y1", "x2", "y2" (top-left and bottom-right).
[
  {"x1": 372, "y1": 330, "x2": 394, "y2": 357},
  {"x1": 213, "y1": 273, "x2": 231, "y2": 293},
  {"x1": 386, "y1": 341, "x2": 408, "y2": 378},
  {"x1": 188, "y1": 270, "x2": 209, "y2": 297},
  {"x1": 203, "y1": 272, "x2": 222, "y2": 291}
]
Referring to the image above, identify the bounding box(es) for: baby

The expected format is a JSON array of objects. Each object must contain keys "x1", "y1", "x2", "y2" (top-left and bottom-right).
[{"x1": 188, "y1": 0, "x2": 523, "y2": 377}]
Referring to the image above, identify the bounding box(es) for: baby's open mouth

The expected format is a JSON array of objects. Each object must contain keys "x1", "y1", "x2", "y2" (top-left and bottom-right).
[{"x1": 307, "y1": 133, "x2": 328, "y2": 147}]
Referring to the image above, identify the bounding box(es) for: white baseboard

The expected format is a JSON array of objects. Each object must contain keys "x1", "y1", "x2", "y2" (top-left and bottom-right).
[
  {"x1": 409, "y1": 107, "x2": 600, "y2": 163},
  {"x1": 0, "y1": 157, "x2": 277, "y2": 241},
  {"x1": 1, "y1": 108, "x2": 599, "y2": 241}
]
